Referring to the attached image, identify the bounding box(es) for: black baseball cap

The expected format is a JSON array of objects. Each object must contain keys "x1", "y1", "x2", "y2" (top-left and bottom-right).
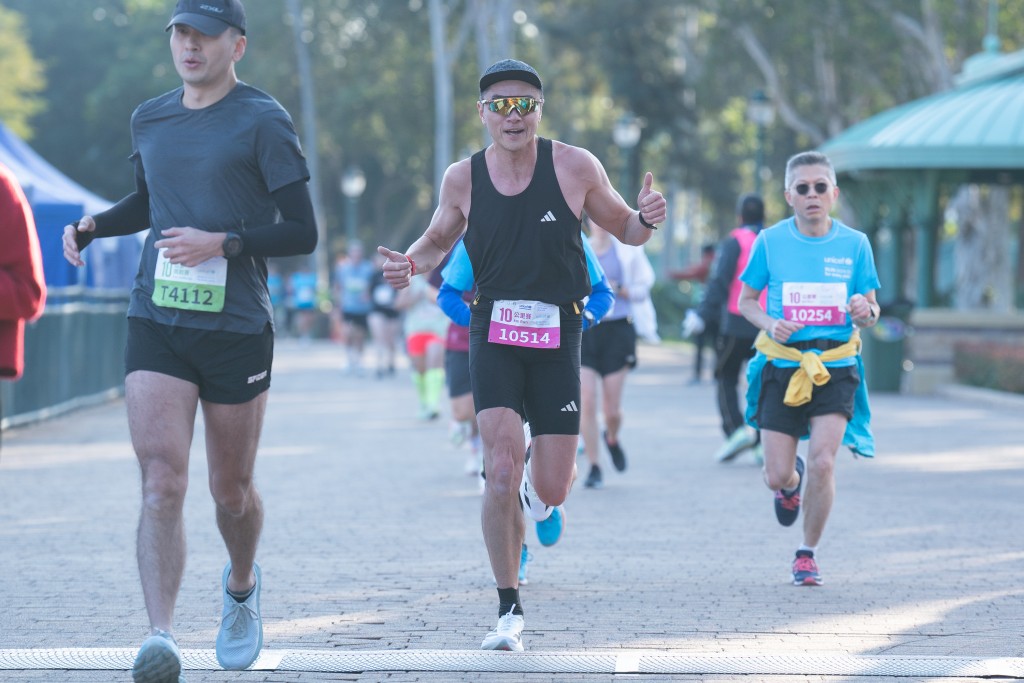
[
  {"x1": 479, "y1": 59, "x2": 542, "y2": 94},
  {"x1": 166, "y1": 0, "x2": 246, "y2": 36}
]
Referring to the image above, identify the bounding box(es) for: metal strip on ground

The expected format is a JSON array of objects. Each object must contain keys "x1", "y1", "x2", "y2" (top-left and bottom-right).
[{"x1": 0, "y1": 648, "x2": 1022, "y2": 678}]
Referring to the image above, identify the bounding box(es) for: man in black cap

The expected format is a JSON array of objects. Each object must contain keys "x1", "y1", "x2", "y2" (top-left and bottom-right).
[
  {"x1": 378, "y1": 58, "x2": 666, "y2": 651},
  {"x1": 62, "y1": 1, "x2": 317, "y2": 680}
]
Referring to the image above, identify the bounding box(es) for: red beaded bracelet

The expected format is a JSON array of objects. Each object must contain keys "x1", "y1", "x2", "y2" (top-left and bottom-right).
[{"x1": 405, "y1": 254, "x2": 416, "y2": 275}]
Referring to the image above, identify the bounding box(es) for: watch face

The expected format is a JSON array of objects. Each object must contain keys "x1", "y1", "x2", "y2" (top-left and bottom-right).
[{"x1": 224, "y1": 234, "x2": 242, "y2": 258}]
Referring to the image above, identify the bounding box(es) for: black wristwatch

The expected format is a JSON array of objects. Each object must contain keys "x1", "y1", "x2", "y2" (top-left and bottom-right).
[{"x1": 222, "y1": 231, "x2": 243, "y2": 259}]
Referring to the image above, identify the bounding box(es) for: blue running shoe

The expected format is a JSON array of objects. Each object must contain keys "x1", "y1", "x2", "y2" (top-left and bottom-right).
[
  {"x1": 215, "y1": 562, "x2": 263, "y2": 671},
  {"x1": 535, "y1": 505, "x2": 565, "y2": 547},
  {"x1": 518, "y1": 544, "x2": 532, "y2": 585},
  {"x1": 132, "y1": 630, "x2": 184, "y2": 683},
  {"x1": 792, "y1": 550, "x2": 824, "y2": 586},
  {"x1": 773, "y1": 455, "x2": 804, "y2": 527}
]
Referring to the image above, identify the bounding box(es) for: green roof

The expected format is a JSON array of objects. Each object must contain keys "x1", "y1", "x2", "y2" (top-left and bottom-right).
[{"x1": 823, "y1": 50, "x2": 1024, "y2": 172}]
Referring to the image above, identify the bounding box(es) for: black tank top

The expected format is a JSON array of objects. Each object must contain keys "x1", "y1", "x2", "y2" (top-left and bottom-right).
[{"x1": 464, "y1": 137, "x2": 590, "y2": 305}]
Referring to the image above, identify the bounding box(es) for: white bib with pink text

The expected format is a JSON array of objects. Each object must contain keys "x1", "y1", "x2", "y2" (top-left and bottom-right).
[
  {"x1": 781, "y1": 282, "x2": 847, "y2": 326},
  {"x1": 488, "y1": 299, "x2": 561, "y2": 349}
]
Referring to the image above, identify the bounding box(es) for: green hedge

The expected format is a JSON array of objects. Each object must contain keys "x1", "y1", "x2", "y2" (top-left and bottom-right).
[
  {"x1": 953, "y1": 341, "x2": 1024, "y2": 394},
  {"x1": 650, "y1": 279, "x2": 700, "y2": 341}
]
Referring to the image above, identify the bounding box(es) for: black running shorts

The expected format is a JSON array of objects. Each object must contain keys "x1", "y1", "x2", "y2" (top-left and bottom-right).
[
  {"x1": 125, "y1": 317, "x2": 273, "y2": 404},
  {"x1": 581, "y1": 317, "x2": 637, "y2": 376},
  {"x1": 468, "y1": 297, "x2": 583, "y2": 437},
  {"x1": 755, "y1": 362, "x2": 860, "y2": 437}
]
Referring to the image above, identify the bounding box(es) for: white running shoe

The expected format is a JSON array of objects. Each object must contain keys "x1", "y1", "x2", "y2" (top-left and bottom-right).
[
  {"x1": 481, "y1": 606, "x2": 525, "y2": 651},
  {"x1": 518, "y1": 464, "x2": 552, "y2": 522},
  {"x1": 464, "y1": 451, "x2": 481, "y2": 476},
  {"x1": 450, "y1": 420, "x2": 467, "y2": 448}
]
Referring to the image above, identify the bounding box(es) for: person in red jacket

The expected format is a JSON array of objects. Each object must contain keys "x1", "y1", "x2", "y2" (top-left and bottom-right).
[{"x1": 0, "y1": 160, "x2": 47, "y2": 451}]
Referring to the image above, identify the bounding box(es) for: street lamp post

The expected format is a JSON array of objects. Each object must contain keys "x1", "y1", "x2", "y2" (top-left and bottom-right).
[
  {"x1": 612, "y1": 113, "x2": 642, "y2": 198},
  {"x1": 746, "y1": 90, "x2": 775, "y2": 197},
  {"x1": 340, "y1": 165, "x2": 366, "y2": 246}
]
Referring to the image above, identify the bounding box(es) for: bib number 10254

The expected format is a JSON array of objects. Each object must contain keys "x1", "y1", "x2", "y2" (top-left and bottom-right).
[{"x1": 781, "y1": 282, "x2": 846, "y2": 326}]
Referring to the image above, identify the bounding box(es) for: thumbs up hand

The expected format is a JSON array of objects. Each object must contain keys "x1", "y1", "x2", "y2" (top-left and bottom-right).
[
  {"x1": 637, "y1": 172, "x2": 666, "y2": 228},
  {"x1": 377, "y1": 246, "x2": 414, "y2": 290}
]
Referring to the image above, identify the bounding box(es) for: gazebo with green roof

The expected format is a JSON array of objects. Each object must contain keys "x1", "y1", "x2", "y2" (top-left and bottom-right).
[
  {"x1": 820, "y1": 40, "x2": 1024, "y2": 392},
  {"x1": 823, "y1": 44, "x2": 1024, "y2": 308}
]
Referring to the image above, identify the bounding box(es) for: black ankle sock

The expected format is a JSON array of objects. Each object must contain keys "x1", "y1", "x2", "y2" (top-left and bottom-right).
[
  {"x1": 228, "y1": 584, "x2": 255, "y2": 603},
  {"x1": 497, "y1": 587, "x2": 523, "y2": 616}
]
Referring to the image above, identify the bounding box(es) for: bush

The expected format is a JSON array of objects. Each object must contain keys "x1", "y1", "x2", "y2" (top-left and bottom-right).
[
  {"x1": 650, "y1": 279, "x2": 699, "y2": 341},
  {"x1": 953, "y1": 341, "x2": 1024, "y2": 394}
]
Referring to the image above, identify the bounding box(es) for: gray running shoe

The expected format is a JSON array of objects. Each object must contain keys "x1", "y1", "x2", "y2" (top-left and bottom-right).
[
  {"x1": 215, "y1": 562, "x2": 263, "y2": 670},
  {"x1": 132, "y1": 630, "x2": 184, "y2": 683}
]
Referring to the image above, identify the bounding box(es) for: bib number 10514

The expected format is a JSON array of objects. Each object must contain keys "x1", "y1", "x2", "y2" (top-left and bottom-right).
[{"x1": 488, "y1": 300, "x2": 561, "y2": 349}]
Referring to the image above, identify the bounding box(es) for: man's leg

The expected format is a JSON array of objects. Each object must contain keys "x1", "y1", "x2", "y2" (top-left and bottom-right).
[
  {"x1": 801, "y1": 414, "x2": 845, "y2": 547},
  {"x1": 761, "y1": 428, "x2": 800, "y2": 492},
  {"x1": 579, "y1": 367, "x2": 601, "y2": 471},
  {"x1": 600, "y1": 367, "x2": 628, "y2": 446},
  {"x1": 692, "y1": 329, "x2": 707, "y2": 382},
  {"x1": 203, "y1": 391, "x2": 269, "y2": 671},
  {"x1": 477, "y1": 406, "x2": 528, "y2": 589},
  {"x1": 711, "y1": 336, "x2": 759, "y2": 462},
  {"x1": 202, "y1": 391, "x2": 268, "y2": 595},
  {"x1": 126, "y1": 370, "x2": 200, "y2": 635},
  {"x1": 715, "y1": 336, "x2": 747, "y2": 437},
  {"x1": 527, "y1": 434, "x2": 578, "y2": 508}
]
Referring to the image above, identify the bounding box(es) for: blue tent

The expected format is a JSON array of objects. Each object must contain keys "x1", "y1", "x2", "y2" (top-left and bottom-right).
[{"x1": 0, "y1": 121, "x2": 139, "y2": 290}]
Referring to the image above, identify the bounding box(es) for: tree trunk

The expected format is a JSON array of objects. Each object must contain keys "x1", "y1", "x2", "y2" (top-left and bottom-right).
[{"x1": 952, "y1": 185, "x2": 1013, "y2": 312}]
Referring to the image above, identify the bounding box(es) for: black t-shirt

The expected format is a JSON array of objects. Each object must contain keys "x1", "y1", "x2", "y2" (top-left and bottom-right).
[{"x1": 127, "y1": 82, "x2": 309, "y2": 333}]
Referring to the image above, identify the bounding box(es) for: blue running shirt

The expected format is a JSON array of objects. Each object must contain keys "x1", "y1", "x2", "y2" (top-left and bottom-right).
[{"x1": 741, "y1": 217, "x2": 880, "y2": 367}]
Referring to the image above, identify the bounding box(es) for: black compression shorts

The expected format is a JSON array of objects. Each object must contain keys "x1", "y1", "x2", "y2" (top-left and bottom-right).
[{"x1": 468, "y1": 297, "x2": 583, "y2": 437}]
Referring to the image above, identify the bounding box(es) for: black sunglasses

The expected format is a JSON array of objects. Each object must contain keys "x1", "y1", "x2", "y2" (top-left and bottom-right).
[{"x1": 793, "y1": 182, "x2": 830, "y2": 196}]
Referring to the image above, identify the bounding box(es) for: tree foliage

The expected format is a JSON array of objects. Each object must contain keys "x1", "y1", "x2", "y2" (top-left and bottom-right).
[
  {"x1": 3, "y1": 0, "x2": 1023, "y2": 253},
  {"x1": 0, "y1": 5, "x2": 45, "y2": 139}
]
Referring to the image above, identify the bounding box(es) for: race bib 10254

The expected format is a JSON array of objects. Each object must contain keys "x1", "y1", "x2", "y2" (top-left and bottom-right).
[{"x1": 781, "y1": 282, "x2": 847, "y2": 326}]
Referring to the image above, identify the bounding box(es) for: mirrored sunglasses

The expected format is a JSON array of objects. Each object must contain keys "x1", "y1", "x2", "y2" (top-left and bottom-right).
[
  {"x1": 481, "y1": 96, "x2": 543, "y2": 116},
  {"x1": 793, "y1": 181, "x2": 830, "y2": 196}
]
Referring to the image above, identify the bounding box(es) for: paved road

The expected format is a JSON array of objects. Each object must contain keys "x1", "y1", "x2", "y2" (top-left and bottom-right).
[{"x1": 1, "y1": 339, "x2": 1022, "y2": 682}]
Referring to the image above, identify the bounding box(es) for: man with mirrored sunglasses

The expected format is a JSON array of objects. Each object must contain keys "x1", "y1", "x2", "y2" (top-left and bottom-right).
[
  {"x1": 737, "y1": 151, "x2": 880, "y2": 588},
  {"x1": 378, "y1": 58, "x2": 666, "y2": 651}
]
